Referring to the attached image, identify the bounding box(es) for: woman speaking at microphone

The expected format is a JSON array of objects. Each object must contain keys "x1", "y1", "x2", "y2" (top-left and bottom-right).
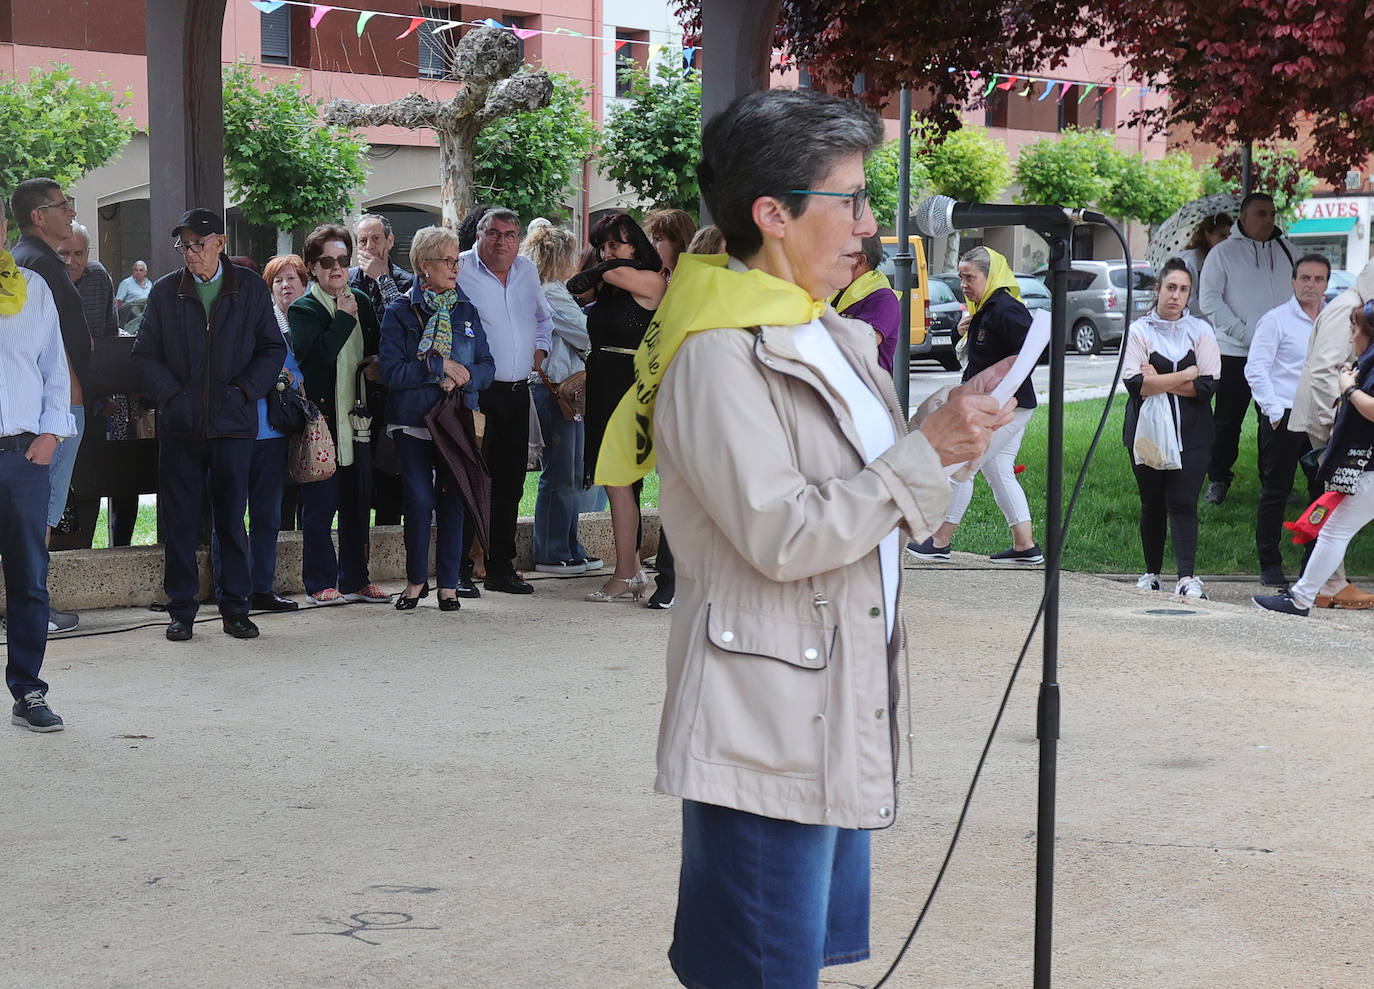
[{"x1": 593, "y1": 87, "x2": 1013, "y2": 987}]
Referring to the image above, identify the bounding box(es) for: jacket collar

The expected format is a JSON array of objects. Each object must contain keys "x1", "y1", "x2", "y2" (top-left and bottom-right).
[{"x1": 177, "y1": 254, "x2": 239, "y2": 300}]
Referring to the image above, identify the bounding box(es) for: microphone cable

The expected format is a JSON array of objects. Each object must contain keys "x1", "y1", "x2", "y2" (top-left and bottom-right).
[{"x1": 871, "y1": 218, "x2": 1139, "y2": 987}]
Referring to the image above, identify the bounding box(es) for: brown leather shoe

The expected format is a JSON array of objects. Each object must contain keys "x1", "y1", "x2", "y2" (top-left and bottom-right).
[{"x1": 1314, "y1": 583, "x2": 1374, "y2": 609}]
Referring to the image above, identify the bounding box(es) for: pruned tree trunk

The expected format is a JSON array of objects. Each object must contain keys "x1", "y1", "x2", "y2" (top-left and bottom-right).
[{"x1": 322, "y1": 26, "x2": 552, "y2": 229}]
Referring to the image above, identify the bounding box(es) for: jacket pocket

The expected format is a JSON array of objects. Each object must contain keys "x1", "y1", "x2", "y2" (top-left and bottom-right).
[
  {"x1": 159, "y1": 389, "x2": 194, "y2": 435},
  {"x1": 689, "y1": 602, "x2": 836, "y2": 778},
  {"x1": 214, "y1": 383, "x2": 256, "y2": 436}
]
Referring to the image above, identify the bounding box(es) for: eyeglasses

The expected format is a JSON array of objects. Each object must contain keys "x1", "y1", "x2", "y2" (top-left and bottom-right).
[
  {"x1": 173, "y1": 238, "x2": 216, "y2": 255},
  {"x1": 426, "y1": 256, "x2": 460, "y2": 268},
  {"x1": 314, "y1": 255, "x2": 351, "y2": 270},
  {"x1": 37, "y1": 196, "x2": 76, "y2": 213},
  {"x1": 782, "y1": 187, "x2": 870, "y2": 222},
  {"x1": 483, "y1": 229, "x2": 520, "y2": 243}
]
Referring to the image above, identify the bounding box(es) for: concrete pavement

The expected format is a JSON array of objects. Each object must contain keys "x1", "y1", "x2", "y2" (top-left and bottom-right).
[{"x1": 5, "y1": 559, "x2": 1374, "y2": 987}]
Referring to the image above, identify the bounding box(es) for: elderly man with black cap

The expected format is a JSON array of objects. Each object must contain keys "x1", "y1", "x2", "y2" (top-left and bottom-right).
[{"x1": 131, "y1": 209, "x2": 286, "y2": 641}]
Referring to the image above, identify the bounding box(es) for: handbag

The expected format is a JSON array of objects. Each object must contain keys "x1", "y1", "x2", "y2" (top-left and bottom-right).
[
  {"x1": 266, "y1": 374, "x2": 309, "y2": 434},
  {"x1": 1132, "y1": 393, "x2": 1182, "y2": 470},
  {"x1": 288, "y1": 398, "x2": 338, "y2": 484},
  {"x1": 539, "y1": 366, "x2": 587, "y2": 421}
]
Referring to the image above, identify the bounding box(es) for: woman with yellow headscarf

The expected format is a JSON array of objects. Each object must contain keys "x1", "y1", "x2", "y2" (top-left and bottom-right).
[{"x1": 908, "y1": 244, "x2": 1043, "y2": 564}]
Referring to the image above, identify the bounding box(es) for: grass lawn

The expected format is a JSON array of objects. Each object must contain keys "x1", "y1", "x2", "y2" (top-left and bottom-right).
[{"x1": 88, "y1": 407, "x2": 1370, "y2": 578}]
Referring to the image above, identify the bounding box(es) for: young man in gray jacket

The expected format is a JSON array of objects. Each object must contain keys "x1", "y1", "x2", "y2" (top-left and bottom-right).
[{"x1": 1198, "y1": 192, "x2": 1296, "y2": 504}]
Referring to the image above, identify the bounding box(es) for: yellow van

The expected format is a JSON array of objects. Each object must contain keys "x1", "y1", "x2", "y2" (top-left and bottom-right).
[{"x1": 878, "y1": 235, "x2": 929, "y2": 351}]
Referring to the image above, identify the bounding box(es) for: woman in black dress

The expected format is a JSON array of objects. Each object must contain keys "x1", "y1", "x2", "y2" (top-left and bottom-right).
[{"x1": 568, "y1": 213, "x2": 667, "y2": 602}]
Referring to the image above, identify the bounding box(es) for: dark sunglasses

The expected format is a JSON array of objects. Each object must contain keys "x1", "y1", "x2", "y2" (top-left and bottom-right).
[{"x1": 314, "y1": 255, "x2": 350, "y2": 270}]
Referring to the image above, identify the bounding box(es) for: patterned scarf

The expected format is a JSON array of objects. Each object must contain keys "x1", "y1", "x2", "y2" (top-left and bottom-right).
[
  {"x1": 419, "y1": 285, "x2": 458, "y2": 359},
  {"x1": 0, "y1": 249, "x2": 28, "y2": 315}
]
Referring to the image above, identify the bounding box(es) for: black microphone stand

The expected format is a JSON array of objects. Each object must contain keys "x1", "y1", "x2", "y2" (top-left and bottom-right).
[{"x1": 1024, "y1": 220, "x2": 1072, "y2": 989}]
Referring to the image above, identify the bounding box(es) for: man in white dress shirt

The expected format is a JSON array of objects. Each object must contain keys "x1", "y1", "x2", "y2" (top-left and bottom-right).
[
  {"x1": 457, "y1": 207, "x2": 552, "y2": 594},
  {"x1": 1244, "y1": 253, "x2": 1329, "y2": 588},
  {"x1": 0, "y1": 196, "x2": 76, "y2": 731}
]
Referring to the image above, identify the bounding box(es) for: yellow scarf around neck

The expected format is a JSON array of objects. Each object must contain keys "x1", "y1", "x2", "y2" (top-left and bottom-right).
[
  {"x1": 594, "y1": 254, "x2": 826, "y2": 486},
  {"x1": 833, "y1": 267, "x2": 892, "y2": 314},
  {"x1": 0, "y1": 249, "x2": 28, "y2": 315}
]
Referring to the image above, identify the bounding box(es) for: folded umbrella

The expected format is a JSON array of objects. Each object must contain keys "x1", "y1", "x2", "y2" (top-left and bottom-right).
[{"x1": 424, "y1": 389, "x2": 492, "y2": 556}]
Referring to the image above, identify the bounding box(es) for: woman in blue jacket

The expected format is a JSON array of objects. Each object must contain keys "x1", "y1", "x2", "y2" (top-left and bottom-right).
[{"x1": 379, "y1": 226, "x2": 495, "y2": 611}]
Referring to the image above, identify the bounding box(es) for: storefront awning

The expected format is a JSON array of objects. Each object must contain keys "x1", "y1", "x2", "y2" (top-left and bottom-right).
[{"x1": 1289, "y1": 216, "x2": 1358, "y2": 236}]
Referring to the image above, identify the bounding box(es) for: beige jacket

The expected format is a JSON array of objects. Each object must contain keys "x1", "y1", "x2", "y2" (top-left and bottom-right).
[
  {"x1": 652, "y1": 308, "x2": 951, "y2": 830},
  {"x1": 1291, "y1": 260, "x2": 1374, "y2": 444}
]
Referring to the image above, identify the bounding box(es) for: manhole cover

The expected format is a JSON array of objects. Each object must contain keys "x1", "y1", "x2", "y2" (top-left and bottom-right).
[{"x1": 1140, "y1": 608, "x2": 1199, "y2": 616}]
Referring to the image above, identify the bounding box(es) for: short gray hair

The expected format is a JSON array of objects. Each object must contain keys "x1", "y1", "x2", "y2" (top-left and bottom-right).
[
  {"x1": 69, "y1": 222, "x2": 92, "y2": 246},
  {"x1": 699, "y1": 89, "x2": 883, "y2": 258},
  {"x1": 409, "y1": 225, "x2": 461, "y2": 275},
  {"x1": 476, "y1": 207, "x2": 519, "y2": 237},
  {"x1": 356, "y1": 213, "x2": 393, "y2": 237},
  {"x1": 959, "y1": 246, "x2": 992, "y2": 276}
]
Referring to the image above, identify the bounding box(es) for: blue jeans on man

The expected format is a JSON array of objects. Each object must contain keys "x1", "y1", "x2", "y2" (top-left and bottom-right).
[
  {"x1": 45, "y1": 403, "x2": 84, "y2": 527},
  {"x1": 159, "y1": 436, "x2": 254, "y2": 622},
  {"x1": 531, "y1": 381, "x2": 591, "y2": 565},
  {"x1": 210, "y1": 436, "x2": 289, "y2": 596},
  {"x1": 2, "y1": 447, "x2": 53, "y2": 700}
]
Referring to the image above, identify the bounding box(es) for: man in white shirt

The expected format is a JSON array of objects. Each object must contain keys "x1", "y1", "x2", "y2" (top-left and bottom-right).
[
  {"x1": 1244, "y1": 253, "x2": 1329, "y2": 587},
  {"x1": 0, "y1": 197, "x2": 76, "y2": 731},
  {"x1": 457, "y1": 207, "x2": 553, "y2": 594}
]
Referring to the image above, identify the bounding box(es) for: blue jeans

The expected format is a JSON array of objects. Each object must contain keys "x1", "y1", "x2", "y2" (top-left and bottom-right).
[
  {"x1": 299, "y1": 461, "x2": 372, "y2": 595},
  {"x1": 46, "y1": 403, "x2": 84, "y2": 527},
  {"x1": 211, "y1": 436, "x2": 288, "y2": 595},
  {"x1": 531, "y1": 381, "x2": 590, "y2": 564},
  {"x1": 670, "y1": 800, "x2": 871, "y2": 988},
  {"x1": 393, "y1": 431, "x2": 464, "y2": 588},
  {"x1": 2, "y1": 447, "x2": 53, "y2": 700},
  {"x1": 159, "y1": 436, "x2": 254, "y2": 622}
]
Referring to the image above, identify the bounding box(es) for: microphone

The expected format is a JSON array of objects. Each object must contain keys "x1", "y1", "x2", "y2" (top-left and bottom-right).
[{"x1": 912, "y1": 195, "x2": 1108, "y2": 238}]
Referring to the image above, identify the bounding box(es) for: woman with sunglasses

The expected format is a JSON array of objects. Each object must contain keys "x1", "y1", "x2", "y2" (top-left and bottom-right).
[
  {"x1": 567, "y1": 213, "x2": 667, "y2": 602},
  {"x1": 288, "y1": 223, "x2": 388, "y2": 606},
  {"x1": 1256, "y1": 299, "x2": 1374, "y2": 616},
  {"x1": 379, "y1": 226, "x2": 494, "y2": 612}
]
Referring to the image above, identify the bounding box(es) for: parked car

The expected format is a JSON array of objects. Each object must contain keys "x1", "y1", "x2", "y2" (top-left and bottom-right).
[
  {"x1": 1325, "y1": 268, "x2": 1357, "y2": 304},
  {"x1": 908, "y1": 277, "x2": 966, "y2": 371},
  {"x1": 1034, "y1": 261, "x2": 1158, "y2": 355}
]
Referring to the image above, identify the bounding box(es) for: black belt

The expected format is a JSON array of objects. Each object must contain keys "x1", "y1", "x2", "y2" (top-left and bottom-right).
[
  {"x1": 0, "y1": 432, "x2": 36, "y2": 452},
  {"x1": 491, "y1": 380, "x2": 529, "y2": 391}
]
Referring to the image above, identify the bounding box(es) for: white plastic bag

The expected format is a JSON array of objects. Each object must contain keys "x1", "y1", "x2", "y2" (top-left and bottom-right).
[{"x1": 1133, "y1": 393, "x2": 1182, "y2": 470}]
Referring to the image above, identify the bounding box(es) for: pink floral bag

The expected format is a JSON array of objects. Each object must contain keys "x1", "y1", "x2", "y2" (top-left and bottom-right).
[{"x1": 288, "y1": 398, "x2": 337, "y2": 484}]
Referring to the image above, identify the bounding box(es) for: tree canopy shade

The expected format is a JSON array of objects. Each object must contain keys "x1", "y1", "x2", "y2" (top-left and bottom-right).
[
  {"x1": 222, "y1": 62, "x2": 369, "y2": 231},
  {"x1": 1099, "y1": 0, "x2": 1374, "y2": 185},
  {"x1": 600, "y1": 59, "x2": 703, "y2": 215},
  {"x1": 0, "y1": 64, "x2": 134, "y2": 195},
  {"x1": 1203, "y1": 145, "x2": 1316, "y2": 226},
  {"x1": 474, "y1": 71, "x2": 596, "y2": 223}
]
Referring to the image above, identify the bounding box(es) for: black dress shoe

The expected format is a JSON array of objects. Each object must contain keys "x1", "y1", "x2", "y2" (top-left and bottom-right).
[
  {"x1": 251, "y1": 592, "x2": 299, "y2": 612},
  {"x1": 438, "y1": 596, "x2": 461, "y2": 612},
  {"x1": 647, "y1": 580, "x2": 675, "y2": 610},
  {"x1": 222, "y1": 615, "x2": 260, "y2": 639},
  {"x1": 166, "y1": 619, "x2": 193, "y2": 642},
  {"x1": 484, "y1": 572, "x2": 534, "y2": 595},
  {"x1": 395, "y1": 583, "x2": 429, "y2": 611},
  {"x1": 454, "y1": 574, "x2": 481, "y2": 599}
]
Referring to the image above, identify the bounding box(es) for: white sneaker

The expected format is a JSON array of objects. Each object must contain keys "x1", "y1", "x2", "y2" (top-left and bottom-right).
[
  {"x1": 1175, "y1": 576, "x2": 1207, "y2": 599},
  {"x1": 1135, "y1": 573, "x2": 1160, "y2": 591}
]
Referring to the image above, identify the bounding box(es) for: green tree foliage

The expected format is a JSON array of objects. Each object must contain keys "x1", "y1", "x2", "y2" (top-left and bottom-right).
[
  {"x1": 474, "y1": 70, "x2": 596, "y2": 222},
  {"x1": 0, "y1": 64, "x2": 134, "y2": 195},
  {"x1": 601, "y1": 58, "x2": 702, "y2": 215},
  {"x1": 1202, "y1": 145, "x2": 1317, "y2": 227},
  {"x1": 222, "y1": 61, "x2": 369, "y2": 230},
  {"x1": 1014, "y1": 127, "x2": 1118, "y2": 210},
  {"x1": 865, "y1": 138, "x2": 930, "y2": 231},
  {"x1": 926, "y1": 124, "x2": 1011, "y2": 203},
  {"x1": 1103, "y1": 151, "x2": 1202, "y2": 227}
]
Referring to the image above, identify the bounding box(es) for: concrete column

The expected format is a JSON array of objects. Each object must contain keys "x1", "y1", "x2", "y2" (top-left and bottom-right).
[{"x1": 145, "y1": 0, "x2": 229, "y2": 275}]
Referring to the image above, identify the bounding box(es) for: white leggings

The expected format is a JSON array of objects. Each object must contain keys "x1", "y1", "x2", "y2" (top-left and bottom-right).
[
  {"x1": 1290, "y1": 471, "x2": 1374, "y2": 609},
  {"x1": 945, "y1": 406, "x2": 1035, "y2": 528}
]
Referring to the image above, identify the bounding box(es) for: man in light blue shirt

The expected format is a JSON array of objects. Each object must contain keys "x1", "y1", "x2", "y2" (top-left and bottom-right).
[
  {"x1": 457, "y1": 207, "x2": 553, "y2": 594},
  {"x1": 0, "y1": 197, "x2": 76, "y2": 731}
]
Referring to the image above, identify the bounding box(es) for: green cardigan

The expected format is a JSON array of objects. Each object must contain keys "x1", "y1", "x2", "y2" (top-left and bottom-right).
[{"x1": 286, "y1": 288, "x2": 380, "y2": 432}]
